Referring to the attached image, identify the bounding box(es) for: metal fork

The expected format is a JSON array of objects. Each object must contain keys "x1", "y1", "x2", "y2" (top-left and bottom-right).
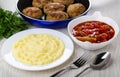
[{"x1": 50, "y1": 51, "x2": 92, "y2": 77}]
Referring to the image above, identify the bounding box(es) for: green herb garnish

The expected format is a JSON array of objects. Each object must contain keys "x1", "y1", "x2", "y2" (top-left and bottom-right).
[{"x1": 0, "y1": 8, "x2": 29, "y2": 39}]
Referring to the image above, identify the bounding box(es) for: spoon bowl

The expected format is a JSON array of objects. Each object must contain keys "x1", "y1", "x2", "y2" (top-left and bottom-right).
[{"x1": 91, "y1": 52, "x2": 111, "y2": 70}]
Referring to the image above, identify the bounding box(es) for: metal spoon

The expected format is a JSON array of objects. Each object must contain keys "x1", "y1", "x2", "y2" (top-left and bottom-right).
[{"x1": 75, "y1": 52, "x2": 111, "y2": 77}]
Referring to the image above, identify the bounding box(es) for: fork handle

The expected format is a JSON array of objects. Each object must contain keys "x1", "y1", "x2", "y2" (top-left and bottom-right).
[
  {"x1": 75, "y1": 66, "x2": 91, "y2": 77},
  {"x1": 50, "y1": 66, "x2": 71, "y2": 77}
]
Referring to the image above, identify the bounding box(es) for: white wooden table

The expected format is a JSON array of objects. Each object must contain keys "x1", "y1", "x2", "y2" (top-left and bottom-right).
[{"x1": 0, "y1": 0, "x2": 120, "y2": 77}]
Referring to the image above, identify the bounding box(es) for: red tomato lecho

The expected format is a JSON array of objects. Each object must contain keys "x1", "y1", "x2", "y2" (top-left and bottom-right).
[{"x1": 72, "y1": 21, "x2": 115, "y2": 43}]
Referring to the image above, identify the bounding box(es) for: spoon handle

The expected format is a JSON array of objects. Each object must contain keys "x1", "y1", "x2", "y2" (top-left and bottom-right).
[{"x1": 75, "y1": 66, "x2": 91, "y2": 77}]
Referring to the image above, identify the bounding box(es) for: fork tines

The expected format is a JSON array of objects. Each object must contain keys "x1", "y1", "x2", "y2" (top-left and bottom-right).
[{"x1": 73, "y1": 51, "x2": 91, "y2": 67}]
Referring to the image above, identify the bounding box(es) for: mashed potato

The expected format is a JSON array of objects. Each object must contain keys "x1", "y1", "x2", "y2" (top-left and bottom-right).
[{"x1": 12, "y1": 34, "x2": 65, "y2": 65}]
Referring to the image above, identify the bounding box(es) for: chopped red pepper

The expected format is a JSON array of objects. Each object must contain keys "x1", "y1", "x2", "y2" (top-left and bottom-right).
[
  {"x1": 100, "y1": 33, "x2": 108, "y2": 39},
  {"x1": 82, "y1": 29, "x2": 92, "y2": 34}
]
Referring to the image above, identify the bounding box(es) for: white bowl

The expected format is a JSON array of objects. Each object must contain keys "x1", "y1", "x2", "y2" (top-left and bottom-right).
[{"x1": 68, "y1": 11, "x2": 119, "y2": 50}]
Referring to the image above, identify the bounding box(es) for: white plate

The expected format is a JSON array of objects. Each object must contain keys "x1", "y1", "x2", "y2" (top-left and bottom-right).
[{"x1": 1, "y1": 28, "x2": 74, "y2": 71}]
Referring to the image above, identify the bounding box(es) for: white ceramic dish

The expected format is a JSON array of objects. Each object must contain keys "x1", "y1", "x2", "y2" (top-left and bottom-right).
[
  {"x1": 68, "y1": 11, "x2": 119, "y2": 50},
  {"x1": 1, "y1": 28, "x2": 74, "y2": 71}
]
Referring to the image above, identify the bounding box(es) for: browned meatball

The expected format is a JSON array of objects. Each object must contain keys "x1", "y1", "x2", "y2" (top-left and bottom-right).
[
  {"x1": 67, "y1": 3, "x2": 86, "y2": 18},
  {"x1": 44, "y1": 2, "x2": 65, "y2": 14},
  {"x1": 53, "y1": 0, "x2": 74, "y2": 6},
  {"x1": 22, "y1": 7, "x2": 42, "y2": 19},
  {"x1": 32, "y1": 0, "x2": 53, "y2": 8},
  {"x1": 46, "y1": 11, "x2": 69, "y2": 21}
]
